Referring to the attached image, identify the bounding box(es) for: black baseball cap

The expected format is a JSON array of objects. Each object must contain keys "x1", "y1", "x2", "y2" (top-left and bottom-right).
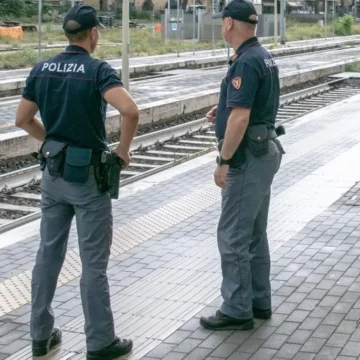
[
  {"x1": 212, "y1": 0, "x2": 258, "y2": 24},
  {"x1": 63, "y1": 4, "x2": 105, "y2": 34}
]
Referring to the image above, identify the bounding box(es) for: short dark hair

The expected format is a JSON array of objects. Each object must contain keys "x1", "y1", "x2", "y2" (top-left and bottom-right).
[{"x1": 65, "y1": 28, "x2": 91, "y2": 42}]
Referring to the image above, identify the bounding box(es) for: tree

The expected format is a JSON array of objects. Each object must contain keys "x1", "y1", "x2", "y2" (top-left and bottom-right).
[
  {"x1": 0, "y1": 0, "x2": 25, "y2": 17},
  {"x1": 142, "y1": 0, "x2": 154, "y2": 11},
  {"x1": 114, "y1": 0, "x2": 122, "y2": 11},
  {"x1": 59, "y1": 0, "x2": 72, "y2": 14},
  {"x1": 314, "y1": 0, "x2": 319, "y2": 13}
]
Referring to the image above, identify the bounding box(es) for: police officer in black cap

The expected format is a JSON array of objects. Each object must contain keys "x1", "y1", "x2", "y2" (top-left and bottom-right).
[
  {"x1": 15, "y1": 4, "x2": 139, "y2": 359},
  {"x1": 199, "y1": 0, "x2": 285, "y2": 330}
]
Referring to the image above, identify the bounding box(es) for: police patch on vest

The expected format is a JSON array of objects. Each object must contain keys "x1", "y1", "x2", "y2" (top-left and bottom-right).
[
  {"x1": 232, "y1": 77, "x2": 242, "y2": 90},
  {"x1": 41, "y1": 62, "x2": 85, "y2": 74}
]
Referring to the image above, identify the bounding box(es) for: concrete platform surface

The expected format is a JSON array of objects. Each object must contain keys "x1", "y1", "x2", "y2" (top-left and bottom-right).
[
  {"x1": 1, "y1": 45, "x2": 360, "y2": 136},
  {"x1": 1, "y1": 84, "x2": 360, "y2": 359}
]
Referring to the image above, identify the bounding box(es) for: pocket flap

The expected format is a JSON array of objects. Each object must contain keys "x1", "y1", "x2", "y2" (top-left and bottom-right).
[
  {"x1": 42, "y1": 140, "x2": 67, "y2": 158},
  {"x1": 247, "y1": 125, "x2": 268, "y2": 142},
  {"x1": 66, "y1": 147, "x2": 92, "y2": 167}
]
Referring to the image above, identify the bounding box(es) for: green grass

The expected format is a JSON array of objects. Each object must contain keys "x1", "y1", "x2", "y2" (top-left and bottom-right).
[
  {"x1": 345, "y1": 61, "x2": 360, "y2": 72},
  {"x1": 1, "y1": 19, "x2": 360, "y2": 69},
  {"x1": 285, "y1": 19, "x2": 360, "y2": 41},
  {"x1": 0, "y1": 28, "x2": 226, "y2": 69}
]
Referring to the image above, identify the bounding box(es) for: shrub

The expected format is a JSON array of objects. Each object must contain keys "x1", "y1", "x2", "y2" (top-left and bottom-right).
[
  {"x1": 59, "y1": 0, "x2": 72, "y2": 15},
  {"x1": 334, "y1": 14, "x2": 353, "y2": 35}
]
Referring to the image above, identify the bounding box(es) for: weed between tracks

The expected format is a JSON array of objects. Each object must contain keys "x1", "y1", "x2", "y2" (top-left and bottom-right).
[{"x1": 345, "y1": 61, "x2": 360, "y2": 72}]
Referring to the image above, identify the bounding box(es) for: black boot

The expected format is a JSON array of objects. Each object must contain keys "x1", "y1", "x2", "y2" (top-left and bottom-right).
[
  {"x1": 32, "y1": 328, "x2": 62, "y2": 356},
  {"x1": 86, "y1": 337, "x2": 133, "y2": 360},
  {"x1": 200, "y1": 310, "x2": 254, "y2": 330},
  {"x1": 253, "y1": 307, "x2": 272, "y2": 319}
]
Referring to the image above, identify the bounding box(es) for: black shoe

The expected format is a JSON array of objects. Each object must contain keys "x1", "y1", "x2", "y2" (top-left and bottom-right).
[
  {"x1": 200, "y1": 310, "x2": 254, "y2": 330},
  {"x1": 86, "y1": 337, "x2": 133, "y2": 360},
  {"x1": 253, "y1": 307, "x2": 272, "y2": 319},
  {"x1": 32, "y1": 328, "x2": 62, "y2": 356}
]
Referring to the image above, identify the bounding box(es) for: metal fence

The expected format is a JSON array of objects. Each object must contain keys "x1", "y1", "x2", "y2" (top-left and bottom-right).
[
  {"x1": 160, "y1": 11, "x2": 282, "y2": 41},
  {"x1": 161, "y1": 9, "x2": 199, "y2": 40},
  {"x1": 199, "y1": 13, "x2": 281, "y2": 40}
]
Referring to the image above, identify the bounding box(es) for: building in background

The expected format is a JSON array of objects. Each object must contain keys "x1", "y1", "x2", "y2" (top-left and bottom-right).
[
  {"x1": 59, "y1": 0, "x2": 354, "y2": 15},
  {"x1": 82, "y1": 0, "x2": 112, "y2": 10}
]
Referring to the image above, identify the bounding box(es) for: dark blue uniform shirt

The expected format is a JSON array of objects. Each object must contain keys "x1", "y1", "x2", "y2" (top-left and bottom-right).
[
  {"x1": 22, "y1": 44, "x2": 123, "y2": 151},
  {"x1": 215, "y1": 37, "x2": 280, "y2": 141}
]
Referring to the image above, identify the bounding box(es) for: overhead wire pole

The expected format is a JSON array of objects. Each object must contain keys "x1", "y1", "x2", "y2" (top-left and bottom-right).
[
  {"x1": 211, "y1": 0, "x2": 215, "y2": 55},
  {"x1": 192, "y1": 4, "x2": 196, "y2": 55},
  {"x1": 334, "y1": 0, "x2": 335, "y2": 38},
  {"x1": 325, "y1": 0, "x2": 327, "y2": 38},
  {"x1": 226, "y1": 0, "x2": 230, "y2": 62},
  {"x1": 122, "y1": 0, "x2": 130, "y2": 90},
  {"x1": 355, "y1": 0, "x2": 357, "y2": 19},
  {"x1": 274, "y1": 0, "x2": 278, "y2": 46},
  {"x1": 164, "y1": 8, "x2": 168, "y2": 43},
  {"x1": 177, "y1": 0, "x2": 180, "y2": 57},
  {"x1": 38, "y1": 0, "x2": 42, "y2": 60},
  {"x1": 280, "y1": 0, "x2": 285, "y2": 44}
]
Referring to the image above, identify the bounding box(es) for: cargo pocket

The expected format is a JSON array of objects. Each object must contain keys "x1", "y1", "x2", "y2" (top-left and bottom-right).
[
  {"x1": 63, "y1": 146, "x2": 92, "y2": 184},
  {"x1": 42, "y1": 140, "x2": 67, "y2": 177}
]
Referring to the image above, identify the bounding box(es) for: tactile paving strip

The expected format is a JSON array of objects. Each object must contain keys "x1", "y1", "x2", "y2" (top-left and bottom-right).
[
  {"x1": 0, "y1": 271, "x2": 31, "y2": 315},
  {"x1": 0, "y1": 184, "x2": 220, "y2": 318}
]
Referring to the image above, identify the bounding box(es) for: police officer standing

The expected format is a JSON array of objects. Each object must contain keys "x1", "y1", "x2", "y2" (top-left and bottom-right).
[
  {"x1": 200, "y1": 0, "x2": 285, "y2": 330},
  {"x1": 15, "y1": 5, "x2": 139, "y2": 359}
]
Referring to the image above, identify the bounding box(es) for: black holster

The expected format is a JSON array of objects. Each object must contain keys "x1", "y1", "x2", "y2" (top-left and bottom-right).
[
  {"x1": 95, "y1": 163, "x2": 110, "y2": 194},
  {"x1": 96, "y1": 151, "x2": 124, "y2": 199}
]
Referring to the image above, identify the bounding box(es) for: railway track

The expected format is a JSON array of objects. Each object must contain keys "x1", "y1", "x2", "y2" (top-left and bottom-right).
[{"x1": 0, "y1": 77, "x2": 360, "y2": 234}]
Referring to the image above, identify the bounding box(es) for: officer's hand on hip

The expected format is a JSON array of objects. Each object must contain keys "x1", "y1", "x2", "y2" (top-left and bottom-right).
[
  {"x1": 206, "y1": 106, "x2": 217, "y2": 124},
  {"x1": 214, "y1": 165, "x2": 229, "y2": 188},
  {"x1": 113, "y1": 147, "x2": 131, "y2": 168}
]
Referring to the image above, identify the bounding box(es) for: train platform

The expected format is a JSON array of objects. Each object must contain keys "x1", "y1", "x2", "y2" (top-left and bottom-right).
[
  {"x1": 1, "y1": 35, "x2": 360, "y2": 81},
  {"x1": 1, "y1": 45, "x2": 360, "y2": 137},
  {"x1": 1, "y1": 82, "x2": 360, "y2": 360}
]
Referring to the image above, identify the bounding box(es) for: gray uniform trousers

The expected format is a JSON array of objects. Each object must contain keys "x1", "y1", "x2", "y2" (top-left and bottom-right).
[
  {"x1": 218, "y1": 138, "x2": 283, "y2": 320},
  {"x1": 30, "y1": 166, "x2": 116, "y2": 352}
]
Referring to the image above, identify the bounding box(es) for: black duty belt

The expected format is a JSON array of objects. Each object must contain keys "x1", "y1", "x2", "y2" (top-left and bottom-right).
[{"x1": 90, "y1": 151, "x2": 104, "y2": 165}]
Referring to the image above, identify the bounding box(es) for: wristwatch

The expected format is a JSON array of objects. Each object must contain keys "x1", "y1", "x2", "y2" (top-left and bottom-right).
[{"x1": 216, "y1": 155, "x2": 231, "y2": 166}]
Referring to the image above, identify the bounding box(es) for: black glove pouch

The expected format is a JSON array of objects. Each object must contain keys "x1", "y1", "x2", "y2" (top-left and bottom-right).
[
  {"x1": 246, "y1": 124, "x2": 269, "y2": 157},
  {"x1": 41, "y1": 140, "x2": 67, "y2": 177}
]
